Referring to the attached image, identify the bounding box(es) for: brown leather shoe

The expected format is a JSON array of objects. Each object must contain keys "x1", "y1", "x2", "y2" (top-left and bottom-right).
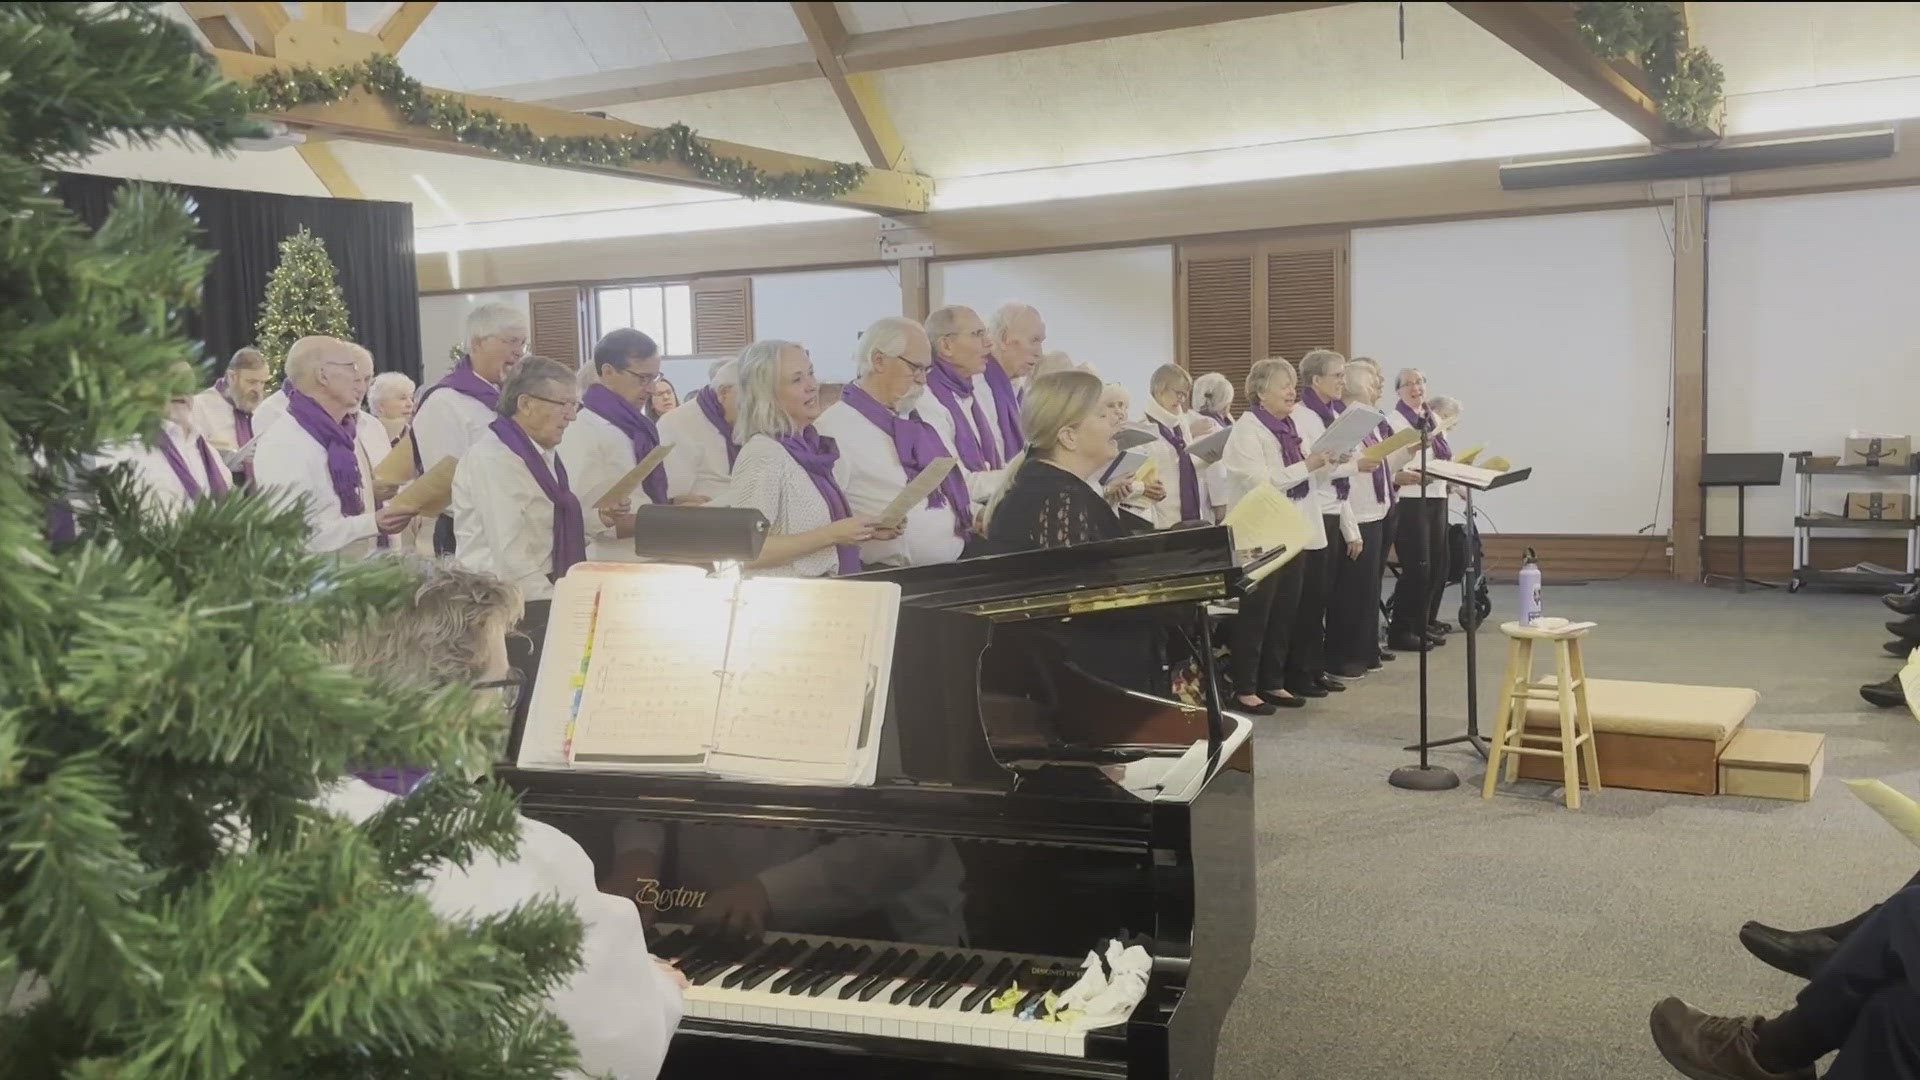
[{"x1": 1648, "y1": 998, "x2": 1815, "y2": 1080}]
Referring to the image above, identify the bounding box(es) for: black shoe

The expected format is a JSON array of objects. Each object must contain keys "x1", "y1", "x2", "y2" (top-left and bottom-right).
[
  {"x1": 1387, "y1": 632, "x2": 1430, "y2": 652},
  {"x1": 1738, "y1": 922, "x2": 1838, "y2": 980},
  {"x1": 1378, "y1": 648, "x2": 1397, "y2": 662},
  {"x1": 1330, "y1": 662, "x2": 1370, "y2": 679},
  {"x1": 1429, "y1": 620, "x2": 1453, "y2": 635},
  {"x1": 1285, "y1": 681, "x2": 1329, "y2": 699},
  {"x1": 1861, "y1": 675, "x2": 1907, "y2": 709},
  {"x1": 1259, "y1": 691, "x2": 1307, "y2": 709},
  {"x1": 1426, "y1": 633, "x2": 1448, "y2": 647},
  {"x1": 1884, "y1": 592, "x2": 1920, "y2": 615},
  {"x1": 1316, "y1": 674, "x2": 1347, "y2": 693},
  {"x1": 1648, "y1": 998, "x2": 1816, "y2": 1080},
  {"x1": 1366, "y1": 657, "x2": 1384, "y2": 671},
  {"x1": 1887, "y1": 615, "x2": 1920, "y2": 638},
  {"x1": 1887, "y1": 638, "x2": 1918, "y2": 658},
  {"x1": 1230, "y1": 695, "x2": 1277, "y2": 716}
]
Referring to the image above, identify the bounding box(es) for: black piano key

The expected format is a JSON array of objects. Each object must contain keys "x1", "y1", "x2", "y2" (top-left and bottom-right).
[
  {"x1": 780, "y1": 943, "x2": 844, "y2": 995},
  {"x1": 921, "y1": 954, "x2": 984, "y2": 1009},
  {"x1": 979, "y1": 960, "x2": 1032, "y2": 1014},
  {"x1": 857, "y1": 948, "x2": 918, "y2": 1002},
  {"x1": 768, "y1": 943, "x2": 827, "y2": 995},
  {"x1": 684, "y1": 938, "x2": 750, "y2": 984},
  {"x1": 906, "y1": 953, "x2": 967, "y2": 1008},
  {"x1": 727, "y1": 938, "x2": 799, "y2": 989},
  {"x1": 703, "y1": 939, "x2": 776, "y2": 988},
  {"x1": 838, "y1": 946, "x2": 899, "y2": 1000},
  {"x1": 736, "y1": 940, "x2": 803, "y2": 992},
  {"x1": 958, "y1": 958, "x2": 1015, "y2": 1013},
  {"x1": 805, "y1": 945, "x2": 871, "y2": 997},
  {"x1": 889, "y1": 952, "x2": 953, "y2": 1005}
]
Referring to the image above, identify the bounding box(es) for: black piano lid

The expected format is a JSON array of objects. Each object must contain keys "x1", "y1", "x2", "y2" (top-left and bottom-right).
[{"x1": 846, "y1": 526, "x2": 1240, "y2": 618}]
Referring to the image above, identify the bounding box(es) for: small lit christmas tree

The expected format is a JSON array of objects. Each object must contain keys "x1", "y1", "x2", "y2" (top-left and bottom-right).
[{"x1": 253, "y1": 225, "x2": 355, "y2": 379}]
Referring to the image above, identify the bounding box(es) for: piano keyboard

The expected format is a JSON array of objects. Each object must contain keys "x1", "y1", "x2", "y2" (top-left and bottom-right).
[{"x1": 652, "y1": 924, "x2": 1093, "y2": 1058}]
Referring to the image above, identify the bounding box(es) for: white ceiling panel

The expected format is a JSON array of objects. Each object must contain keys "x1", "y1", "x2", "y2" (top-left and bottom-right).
[
  {"x1": 1693, "y1": 1, "x2": 1920, "y2": 95},
  {"x1": 73, "y1": 138, "x2": 330, "y2": 198},
  {"x1": 326, "y1": 142, "x2": 715, "y2": 227},
  {"x1": 839, "y1": 1, "x2": 1064, "y2": 35},
  {"x1": 639, "y1": 1, "x2": 806, "y2": 59},
  {"x1": 604, "y1": 80, "x2": 870, "y2": 164}
]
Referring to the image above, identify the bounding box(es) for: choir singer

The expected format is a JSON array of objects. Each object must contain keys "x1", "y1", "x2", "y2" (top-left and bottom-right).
[
  {"x1": 656, "y1": 357, "x2": 739, "y2": 505},
  {"x1": 1138, "y1": 363, "x2": 1210, "y2": 528},
  {"x1": 980, "y1": 369, "x2": 1127, "y2": 552},
  {"x1": 815, "y1": 317, "x2": 973, "y2": 568},
  {"x1": 1383, "y1": 368, "x2": 1449, "y2": 652},
  {"x1": 560, "y1": 329, "x2": 670, "y2": 562},
  {"x1": 114, "y1": 363, "x2": 230, "y2": 519},
  {"x1": 988, "y1": 300, "x2": 1047, "y2": 396},
  {"x1": 1326, "y1": 358, "x2": 1393, "y2": 676},
  {"x1": 414, "y1": 302, "x2": 528, "y2": 553},
  {"x1": 367, "y1": 371, "x2": 416, "y2": 445},
  {"x1": 727, "y1": 339, "x2": 893, "y2": 577},
  {"x1": 187, "y1": 346, "x2": 269, "y2": 467},
  {"x1": 1286, "y1": 349, "x2": 1366, "y2": 698},
  {"x1": 922, "y1": 305, "x2": 1016, "y2": 505}
]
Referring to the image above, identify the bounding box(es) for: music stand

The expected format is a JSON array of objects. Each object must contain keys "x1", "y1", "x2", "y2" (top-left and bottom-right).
[{"x1": 1700, "y1": 452, "x2": 1785, "y2": 593}]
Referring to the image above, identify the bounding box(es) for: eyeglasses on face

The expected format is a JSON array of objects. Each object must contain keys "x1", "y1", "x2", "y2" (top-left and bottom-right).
[
  {"x1": 526, "y1": 393, "x2": 581, "y2": 412},
  {"x1": 473, "y1": 672, "x2": 524, "y2": 711},
  {"x1": 885, "y1": 353, "x2": 933, "y2": 376}
]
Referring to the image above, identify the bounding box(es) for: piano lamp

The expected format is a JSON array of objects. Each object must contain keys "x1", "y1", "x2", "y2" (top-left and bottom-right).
[{"x1": 631, "y1": 505, "x2": 769, "y2": 575}]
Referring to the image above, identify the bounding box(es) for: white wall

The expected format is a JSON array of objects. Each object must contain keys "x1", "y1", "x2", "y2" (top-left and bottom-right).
[
  {"x1": 418, "y1": 290, "x2": 530, "y2": 387},
  {"x1": 1352, "y1": 208, "x2": 1676, "y2": 534},
  {"x1": 931, "y1": 246, "x2": 1176, "y2": 403},
  {"x1": 1708, "y1": 188, "x2": 1920, "y2": 534},
  {"x1": 746, "y1": 266, "x2": 902, "y2": 388}
]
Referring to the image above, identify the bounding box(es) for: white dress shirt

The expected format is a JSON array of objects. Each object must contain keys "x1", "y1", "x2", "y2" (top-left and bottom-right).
[
  {"x1": 1134, "y1": 400, "x2": 1214, "y2": 529},
  {"x1": 251, "y1": 387, "x2": 289, "y2": 440},
  {"x1": 322, "y1": 779, "x2": 682, "y2": 1080},
  {"x1": 413, "y1": 382, "x2": 500, "y2": 472},
  {"x1": 815, "y1": 399, "x2": 966, "y2": 568},
  {"x1": 106, "y1": 420, "x2": 217, "y2": 521},
  {"x1": 921, "y1": 384, "x2": 1008, "y2": 504},
  {"x1": 656, "y1": 397, "x2": 735, "y2": 503},
  {"x1": 725, "y1": 433, "x2": 847, "y2": 579},
  {"x1": 253, "y1": 409, "x2": 390, "y2": 558},
  {"x1": 1349, "y1": 414, "x2": 1394, "y2": 525},
  {"x1": 558, "y1": 408, "x2": 660, "y2": 564},
  {"x1": 187, "y1": 387, "x2": 248, "y2": 456},
  {"x1": 1383, "y1": 404, "x2": 1450, "y2": 498},
  {"x1": 452, "y1": 427, "x2": 566, "y2": 602},
  {"x1": 1219, "y1": 413, "x2": 1326, "y2": 551},
  {"x1": 1288, "y1": 401, "x2": 1362, "y2": 545}
]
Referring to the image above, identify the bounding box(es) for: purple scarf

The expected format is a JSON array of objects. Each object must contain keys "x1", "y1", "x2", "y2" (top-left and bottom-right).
[
  {"x1": 840, "y1": 384, "x2": 972, "y2": 537},
  {"x1": 776, "y1": 427, "x2": 861, "y2": 576},
  {"x1": 1397, "y1": 401, "x2": 1451, "y2": 461},
  {"x1": 157, "y1": 428, "x2": 228, "y2": 502},
  {"x1": 1249, "y1": 404, "x2": 1310, "y2": 499},
  {"x1": 413, "y1": 360, "x2": 500, "y2": 470},
  {"x1": 488, "y1": 418, "x2": 587, "y2": 582},
  {"x1": 981, "y1": 356, "x2": 1025, "y2": 459},
  {"x1": 694, "y1": 386, "x2": 740, "y2": 468},
  {"x1": 286, "y1": 388, "x2": 369, "y2": 518},
  {"x1": 582, "y1": 383, "x2": 669, "y2": 505},
  {"x1": 927, "y1": 359, "x2": 1003, "y2": 472},
  {"x1": 1149, "y1": 413, "x2": 1202, "y2": 522},
  {"x1": 1366, "y1": 419, "x2": 1395, "y2": 505},
  {"x1": 354, "y1": 768, "x2": 430, "y2": 797},
  {"x1": 216, "y1": 378, "x2": 255, "y2": 482},
  {"x1": 1200, "y1": 408, "x2": 1232, "y2": 428},
  {"x1": 1299, "y1": 387, "x2": 1349, "y2": 499}
]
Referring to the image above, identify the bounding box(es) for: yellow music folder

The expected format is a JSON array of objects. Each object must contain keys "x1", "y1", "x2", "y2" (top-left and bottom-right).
[
  {"x1": 1455, "y1": 445, "x2": 1485, "y2": 465},
  {"x1": 386, "y1": 456, "x2": 456, "y2": 517},
  {"x1": 1903, "y1": 651, "x2": 1920, "y2": 725},
  {"x1": 594, "y1": 443, "x2": 674, "y2": 511},
  {"x1": 375, "y1": 432, "x2": 418, "y2": 485},
  {"x1": 1134, "y1": 457, "x2": 1161, "y2": 487},
  {"x1": 1359, "y1": 425, "x2": 1419, "y2": 465},
  {"x1": 1223, "y1": 482, "x2": 1312, "y2": 583}
]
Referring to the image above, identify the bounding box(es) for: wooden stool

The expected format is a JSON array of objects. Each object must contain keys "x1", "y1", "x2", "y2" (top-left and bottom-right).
[{"x1": 1484, "y1": 621, "x2": 1602, "y2": 809}]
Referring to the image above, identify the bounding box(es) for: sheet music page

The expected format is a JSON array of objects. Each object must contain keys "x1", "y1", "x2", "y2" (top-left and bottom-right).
[
  {"x1": 1223, "y1": 482, "x2": 1311, "y2": 583},
  {"x1": 1360, "y1": 425, "x2": 1420, "y2": 465},
  {"x1": 374, "y1": 433, "x2": 417, "y2": 485},
  {"x1": 876, "y1": 456, "x2": 955, "y2": 528},
  {"x1": 570, "y1": 570, "x2": 734, "y2": 763},
  {"x1": 1309, "y1": 406, "x2": 1383, "y2": 458},
  {"x1": 706, "y1": 578, "x2": 899, "y2": 783},
  {"x1": 1186, "y1": 425, "x2": 1233, "y2": 465},
  {"x1": 595, "y1": 443, "x2": 675, "y2": 510},
  {"x1": 386, "y1": 456, "x2": 457, "y2": 516}
]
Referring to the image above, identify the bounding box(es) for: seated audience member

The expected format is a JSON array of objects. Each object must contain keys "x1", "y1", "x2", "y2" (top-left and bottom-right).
[
  {"x1": 1138, "y1": 363, "x2": 1209, "y2": 529},
  {"x1": 254, "y1": 337, "x2": 412, "y2": 558},
  {"x1": 561, "y1": 329, "x2": 670, "y2": 562},
  {"x1": 1287, "y1": 349, "x2": 1365, "y2": 697},
  {"x1": 323, "y1": 557, "x2": 683, "y2": 1078},
  {"x1": 657, "y1": 357, "x2": 738, "y2": 505},
  {"x1": 814, "y1": 317, "x2": 972, "y2": 569},
  {"x1": 1326, "y1": 358, "x2": 1394, "y2": 676},
  {"x1": 367, "y1": 371, "x2": 416, "y2": 445},
  {"x1": 648, "y1": 376, "x2": 679, "y2": 419},
  {"x1": 188, "y1": 347, "x2": 270, "y2": 480},
  {"x1": 1382, "y1": 367, "x2": 1449, "y2": 652},
  {"x1": 1741, "y1": 868, "x2": 1920, "y2": 980},
  {"x1": 416, "y1": 302, "x2": 529, "y2": 554},
  {"x1": 1220, "y1": 358, "x2": 1334, "y2": 714},
  {"x1": 922, "y1": 305, "x2": 1015, "y2": 505},
  {"x1": 988, "y1": 300, "x2": 1047, "y2": 397},
  {"x1": 114, "y1": 363, "x2": 230, "y2": 519},
  {"x1": 979, "y1": 369, "x2": 1126, "y2": 553},
  {"x1": 726, "y1": 339, "x2": 890, "y2": 577},
  {"x1": 1649, "y1": 882, "x2": 1920, "y2": 1080}
]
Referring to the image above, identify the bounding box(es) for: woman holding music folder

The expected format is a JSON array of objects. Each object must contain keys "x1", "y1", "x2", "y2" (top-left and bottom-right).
[
  {"x1": 726, "y1": 338, "x2": 898, "y2": 577},
  {"x1": 1219, "y1": 358, "x2": 1337, "y2": 715}
]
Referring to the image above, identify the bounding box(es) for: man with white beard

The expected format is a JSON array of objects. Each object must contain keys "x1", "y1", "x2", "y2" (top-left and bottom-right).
[{"x1": 813, "y1": 317, "x2": 972, "y2": 568}]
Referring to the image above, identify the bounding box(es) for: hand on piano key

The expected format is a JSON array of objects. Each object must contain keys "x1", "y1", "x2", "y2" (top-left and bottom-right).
[{"x1": 650, "y1": 923, "x2": 1093, "y2": 1058}]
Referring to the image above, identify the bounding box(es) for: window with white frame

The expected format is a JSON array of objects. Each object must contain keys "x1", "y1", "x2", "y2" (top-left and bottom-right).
[{"x1": 592, "y1": 283, "x2": 695, "y2": 356}]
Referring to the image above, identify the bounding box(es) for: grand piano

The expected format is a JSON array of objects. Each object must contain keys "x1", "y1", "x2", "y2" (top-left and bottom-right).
[{"x1": 498, "y1": 527, "x2": 1257, "y2": 1078}]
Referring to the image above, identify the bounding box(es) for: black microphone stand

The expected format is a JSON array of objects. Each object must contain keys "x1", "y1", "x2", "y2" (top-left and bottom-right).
[{"x1": 1390, "y1": 422, "x2": 1459, "y2": 791}]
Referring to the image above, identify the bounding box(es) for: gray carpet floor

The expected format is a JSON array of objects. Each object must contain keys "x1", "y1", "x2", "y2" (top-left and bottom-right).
[{"x1": 1213, "y1": 580, "x2": 1920, "y2": 1080}]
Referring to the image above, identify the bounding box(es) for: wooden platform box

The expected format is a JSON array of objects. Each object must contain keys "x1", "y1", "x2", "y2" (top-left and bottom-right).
[
  {"x1": 1718, "y1": 729, "x2": 1825, "y2": 802},
  {"x1": 1518, "y1": 678, "x2": 1756, "y2": 796}
]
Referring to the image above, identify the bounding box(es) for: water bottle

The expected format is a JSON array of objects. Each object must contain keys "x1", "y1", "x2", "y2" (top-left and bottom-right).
[{"x1": 1518, "y1": 548, "x2": 1543, "y2": 626}]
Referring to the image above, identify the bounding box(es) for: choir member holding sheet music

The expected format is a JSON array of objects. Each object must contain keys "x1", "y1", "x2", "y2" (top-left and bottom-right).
[
  {"x1": 727, "y1": 339, "x2": 895, "y2": 577},
  {"x1": 414, "y1": 302, "x2": 528, "y2": 554},
  {"x1": 1383, "y1": 368, "x2": 1451, "y2": 651},
  {"x1": 1220, "y1": 358, "x2": 1332, "y2": 714},
  {"x1": 188, "y1": 346, "x2": 269, "y2": 482},
  {"x1": 1286, "y1": 349, "x2": 1368, "y2": 698},
  {"x1": 1137, "y1": 363, "x2": 1211, "y2": 529},
  {"x1": 921, "y1": 305, "x2": 1019, "y2": 506},
  {"x1": 815, "y1": 317, "x2": 972, "y2": 568},
  {"x1": 560, "y1": 329, "x2": 673, "y2": 563},
  {"x1": 1326, "y1": 358, "x2": 1395, "y2": 676},
  {"x1": 111, "y1": 362, "x2": 231, "y2": 520},
  {"x1": 1192, "y1": 371, "x2": 1236, "y2": 519},
  {"x1": 366, "y1": 371, "x2": 415, "y2": 445},
  {"x1": 253, "y1": 337, "x2": 412, "y2": 558},
  {"x1": 657, "y1": 357, "x2": 738, "y2": 505}
]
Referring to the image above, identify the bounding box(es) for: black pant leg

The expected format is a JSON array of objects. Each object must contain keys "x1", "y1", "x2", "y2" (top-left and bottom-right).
[
  {"x1": 1327, "y1": 517, "x2": 1384, "y2": 668},
  {"x1": 1369, "y1": 507, "x2": 1396, "y2": 651},
  {"x1": 1286, "y1": 517, "x2": 1338, "y2": 686},
  {"x1": 1229, "y1": 572, "x2": 1279, "y2": 698},
  {"x1": 1427, "y1": 500, "x2": 1452, "y2": 624},
  {"x1": 503, "y1": 598, "x2": 551, "y2": 762},
  {"x1": 1390, "y1": 498, "x2": 1433, "y2": 635},
  {"x1": 1258, "y1": 556, "x2": 1306, "y2": 692},
  {"x1": 1824, "y1": 982, "x2": 1920, "y2": 1080},
  {"x1": 1826, "y1": 866, "x2": 1920, "y2": 941},
  {"x1": 1756, "y1": 885, "x2": 1920, "y2": 1072}
]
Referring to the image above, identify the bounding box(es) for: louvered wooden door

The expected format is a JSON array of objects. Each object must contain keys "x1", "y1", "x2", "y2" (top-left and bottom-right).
[
  {"x1": 528, "y1": 287, "x2": 584, "y2": 369},
  {"x1": 1178, "y1": 233, "x2": 1347, "y2": 405},
  {"x1": 1264, "y1": 236, "x2": 1347, "y2": 362},
  {"x1": 1179, "y1": 244, "x2": 1256, "y2": 404},
  {"x1": 691, "y1": 276, "x2": 753, "y2": 356}
]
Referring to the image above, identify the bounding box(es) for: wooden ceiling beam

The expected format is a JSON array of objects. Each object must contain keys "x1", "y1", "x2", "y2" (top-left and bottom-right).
[
  {"x1": 213, "y1": 47, "x2": 931, "y2": 214},
  {"x1": 481, "y1": 44, "x2": 822, "y2": 110},
  {"x1": 297, "y1": 141, "x2": 366, "y2": 198},
  {"x1": 790, "y1": 1, "x2": 909, "y2": 171},
  {"x1": 1449, "y1": 1, "x2": 1718, "y2": 143},
  {"x1": 375, "y1": 1, "x2": 438, "y2": 52},
  {"x1": 308, "y1": 2, "x2": 346, "y2": 28},
  {"x1": 218, "y1": 1, "x2": 288, "y2": 55}
]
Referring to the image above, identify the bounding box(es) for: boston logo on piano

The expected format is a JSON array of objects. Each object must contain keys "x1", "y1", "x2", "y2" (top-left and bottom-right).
[{"x1": 499, "y1": 529, "x2": 1258, "y2": 1078}]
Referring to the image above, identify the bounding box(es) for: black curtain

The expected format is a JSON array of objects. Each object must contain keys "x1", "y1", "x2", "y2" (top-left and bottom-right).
[{"x1": 55, "y1": 172, "x2": 422, "y2": 382}]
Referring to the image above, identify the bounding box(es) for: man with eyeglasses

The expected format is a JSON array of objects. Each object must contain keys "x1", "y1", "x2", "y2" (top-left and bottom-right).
[
  {"x1": 816, "y1": 317, "x2": 972, "y2": 568},
  {"x1": 414, "y1": 302, "x2": 529, "y2": 555},
  {"x1": 560, "y1": 329, "x2": 683, "y2": 563},
  {"x1": 253, "y1": 336, "x2": 415, "y2": 558},
  {"x1": 920, "y1": 305, "x2": 1017, "y2": 512}
]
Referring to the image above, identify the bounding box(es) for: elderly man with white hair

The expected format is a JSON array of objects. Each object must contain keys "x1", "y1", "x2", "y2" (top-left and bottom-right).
[
  {"x1": 366, "y1": 371, "x2": 416, "y2": 445},
  {"x1": 656, "y1": 355, "x2": 740, "y2": 504},
  {"x1": 815, "y1": 317, "x2": 973, "y2": 568},
  {"x1": 253, "y1": 336, "x2": 414, "y2": 558},
  {"x1": 188, "y1": 346, "x2": 270, "y2": 477},
  {"x1": 989, "y1": 299, "x2": 1045, "y2": 387},
  {"x1": 413, "y1": 302, "x2": 528, "y2": 554},
  {"x1": 110, "y1": 361, "x2": 231, "y2": 520},
  {"x1": 921, "y1": 304, "x2": 1017, "y2": 506}
]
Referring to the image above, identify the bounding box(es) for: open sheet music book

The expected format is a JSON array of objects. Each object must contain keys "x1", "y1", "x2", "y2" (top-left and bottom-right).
[
  {"x1": 1412, "y1": 458, "x2": 1530, "y2": 490},
  {"x1": 517, "y1": 563, "x2": 900, "y2": 786}
]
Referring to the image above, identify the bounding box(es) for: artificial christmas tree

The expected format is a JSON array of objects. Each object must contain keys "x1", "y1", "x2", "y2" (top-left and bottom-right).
[
  {"x1": 0, "y1": 5, "x2": 585, "y2": 1077},
  {"x1": 253, "y1": 225, "x2": 355, "y2": 379}
]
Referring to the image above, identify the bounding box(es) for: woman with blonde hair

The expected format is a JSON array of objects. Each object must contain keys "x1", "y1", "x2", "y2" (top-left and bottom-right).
[
  {"x1": 980, "y1": 369, "x2": 1125, "y2": 552},
  {"x1": 1326, "y1": 358, "x2": 1394, "y2": 675}
]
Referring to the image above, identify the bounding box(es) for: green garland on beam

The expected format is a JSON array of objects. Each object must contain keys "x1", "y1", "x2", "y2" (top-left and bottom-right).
[
  {"x1": 247, "y1": 53, "x2": 869, "y2": 202},
  {"x1": 1574, "y1": 2, "x2": 1724, "y2": 135}
]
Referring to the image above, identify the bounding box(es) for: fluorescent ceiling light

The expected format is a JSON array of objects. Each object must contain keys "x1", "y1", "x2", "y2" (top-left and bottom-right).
[{"x1": 414, "y1": 196, "x2": 865, "y2": 254}]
